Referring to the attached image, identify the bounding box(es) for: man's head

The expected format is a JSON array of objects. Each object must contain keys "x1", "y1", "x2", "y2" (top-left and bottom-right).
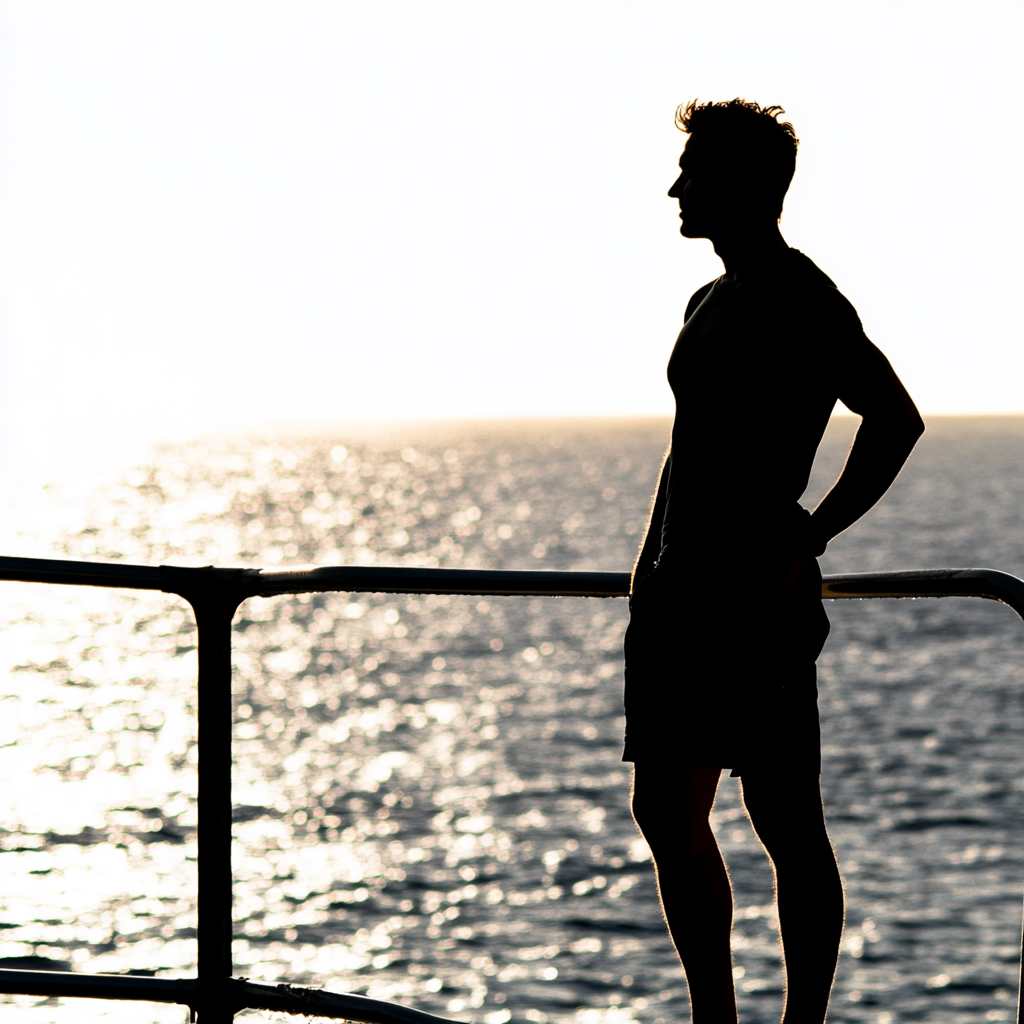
[{"x1": 668, "y1": 98, "x2": 798, "y2": 240}]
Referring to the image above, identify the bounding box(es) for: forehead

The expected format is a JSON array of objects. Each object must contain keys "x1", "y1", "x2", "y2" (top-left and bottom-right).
[{"x1": 680, "y1": 134, "x2": 708, "y2": 171}]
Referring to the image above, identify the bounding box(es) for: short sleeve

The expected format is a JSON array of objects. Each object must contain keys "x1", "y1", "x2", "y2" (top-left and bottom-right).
[
  {"x1": 684, "y1": 281, "x2": 716, "y2": 322},
  {"x1": 807, "y1": 285, "x2": 904, "y2": 417}
]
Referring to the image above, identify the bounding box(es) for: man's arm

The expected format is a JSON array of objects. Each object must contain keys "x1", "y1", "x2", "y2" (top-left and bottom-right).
[{"x1": 808, "y1": 342, "x2": 924, "y2": 552}]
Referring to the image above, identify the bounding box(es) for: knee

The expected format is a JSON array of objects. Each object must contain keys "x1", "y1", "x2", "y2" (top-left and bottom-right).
[
  {"x1": 631, "y1": 791, "x2": 715, "y2": 861},
  {"x1": 742, "y1": 777, "x2": 831, "y2": 863},
  {"x1": 629, "y1": 785, "x2": 656, "y2": 836},
  {"x1": 755, "y1": 824, "x2": 836, "y2": 872}
]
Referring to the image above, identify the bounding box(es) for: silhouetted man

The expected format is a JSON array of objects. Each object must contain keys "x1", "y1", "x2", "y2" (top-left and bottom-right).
[{"x1": 624, "y1": 99, "x2": 923, "y2": 1024}]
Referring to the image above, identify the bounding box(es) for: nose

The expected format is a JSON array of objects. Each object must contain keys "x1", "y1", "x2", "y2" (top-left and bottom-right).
[{"x1": 668, "y1": 173, "x2": 684, "y2": 199}]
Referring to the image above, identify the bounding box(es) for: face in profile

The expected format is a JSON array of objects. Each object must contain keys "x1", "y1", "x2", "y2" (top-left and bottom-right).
[
  {"x1": 669, "y1": 135, "x2": 716, "y2": 239},
  {"x1": 668, "y1": 134, "x2": 745, "y2": 240}
]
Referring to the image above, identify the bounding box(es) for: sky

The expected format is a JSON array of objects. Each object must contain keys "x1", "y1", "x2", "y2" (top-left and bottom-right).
[{"x1": 1, "y1": 0, "x2": 1022, "y2": 495}]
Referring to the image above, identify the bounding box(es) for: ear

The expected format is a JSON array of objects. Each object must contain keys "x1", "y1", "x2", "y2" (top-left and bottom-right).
[
  {"x1": 734, "y1": 175, "x2": 775, "y2": 223},
  {"x1": 723, "y1": 173, "x2": 756, "y2": 215}
]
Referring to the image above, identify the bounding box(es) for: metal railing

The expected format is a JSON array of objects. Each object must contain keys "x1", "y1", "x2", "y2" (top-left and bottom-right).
[{"x1": 0, "y1": 554, "x2": 1021, "y2": 1023}]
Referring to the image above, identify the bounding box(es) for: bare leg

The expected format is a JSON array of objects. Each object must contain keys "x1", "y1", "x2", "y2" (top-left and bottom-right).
[
  {"x1": 740, "y1": 771, "x2": 844, "y2": 1024},
  {"x1": 631, "y1": 764, "x2": 737, "y2": 1023}
]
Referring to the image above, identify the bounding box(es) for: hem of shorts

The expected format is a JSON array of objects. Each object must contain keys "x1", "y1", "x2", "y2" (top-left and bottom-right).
[{"x1": 623, "y1": 751, "x2": 821, "y2": 779}]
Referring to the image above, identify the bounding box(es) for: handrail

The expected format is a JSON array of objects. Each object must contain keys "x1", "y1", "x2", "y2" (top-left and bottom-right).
[
  {"x1": 3, "y1": 554, "x2": 1024, "y2": 610},
  {"x1": 0, "y1": 968, "x2": 464, "y2": 1024},
  {"x1": 1, "y1": 553, "x2": 1022, "y2": 1022},
  {"x1": 0, "y1": 554, "x2": 164, "y2": 590},
  {"x1": 822, "y1": 567, "x2": 1024, "y2": 618}
]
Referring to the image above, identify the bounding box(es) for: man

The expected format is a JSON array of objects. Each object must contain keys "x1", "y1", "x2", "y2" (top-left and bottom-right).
[{"x1": 624, "y1": 99, "x2": 923, "y2": 1024}]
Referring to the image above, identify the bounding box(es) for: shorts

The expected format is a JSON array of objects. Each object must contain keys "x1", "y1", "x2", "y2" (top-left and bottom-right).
[{"x1": 621, "y1": 556, "x2": 829, "y2": 776}]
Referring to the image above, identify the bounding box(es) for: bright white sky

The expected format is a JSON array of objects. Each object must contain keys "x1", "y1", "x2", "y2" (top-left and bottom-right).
[{"x1": 1, "y1": 0, "x2": 1022, "y2": 497}]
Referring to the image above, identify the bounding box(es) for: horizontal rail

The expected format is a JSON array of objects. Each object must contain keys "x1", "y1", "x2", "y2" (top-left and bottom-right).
[
  {"x1": 2, "y1": 555, "x2": 1023, "y2": 616},
  {"x1": 822, "y1": 567, "x2": 1024, "y2": 619},
  {"x1": 0, "y1": 555, "x2": 163, "y2": 591},
  {"x1": 0, "y1": 556, "x2": 629, "y2": 598},
  {"x1": 0, "y1": 968, "x2": 197, "y2": 1004},
  {"x1": 0, "y1": 969, "x2": 465, "y2": 1024},
  {"x1": 247, "y1": 565, "x2": 632, "y2": 598},
  {"x1": 229, "y1": 978, "x2": 467, "y2": 1024}
]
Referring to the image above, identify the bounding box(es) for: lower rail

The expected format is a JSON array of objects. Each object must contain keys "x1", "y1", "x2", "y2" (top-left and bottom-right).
[
  {"x1": 0, "y1": 968, "x2": 464, "y2": 1024},
  {"x1": 0, "y1": 555, "x2": 1021, "y2": 1022}
]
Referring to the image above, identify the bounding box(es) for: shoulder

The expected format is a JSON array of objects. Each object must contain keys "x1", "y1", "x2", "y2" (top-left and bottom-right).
[
  {"x1": 684, "y1": 280, "x2": 717, "y2": 322},
  {"x1": 784, "y1": 251, "x2": 864, "y2": 336},
  {"x1": 808, "y1": 284, "x2": 865, "y2": 338}
]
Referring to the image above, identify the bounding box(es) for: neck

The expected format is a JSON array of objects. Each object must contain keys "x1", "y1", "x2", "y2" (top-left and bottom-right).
[{"x1": 712, "y1": 222, "x2": 788, "y2": 284}]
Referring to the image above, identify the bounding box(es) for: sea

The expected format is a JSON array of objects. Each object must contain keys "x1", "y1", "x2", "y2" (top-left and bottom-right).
[{"x1": 0, "y1": 415, "x2": 1022, "y2": 1024}]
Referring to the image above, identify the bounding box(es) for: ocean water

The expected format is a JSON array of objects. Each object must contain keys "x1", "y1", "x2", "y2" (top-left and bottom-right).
[{"x1": 0, "y1": 415, "x2": 1022, "y2": 1024}]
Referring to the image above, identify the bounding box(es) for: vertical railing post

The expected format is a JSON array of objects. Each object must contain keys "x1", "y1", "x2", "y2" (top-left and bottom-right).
[
  {"x1": 162, "y1": 567, "x2": 246, "y2": 1024},
  {"x1": 1017, "y1": 900, "x2": 1023, "y2": 1024}
]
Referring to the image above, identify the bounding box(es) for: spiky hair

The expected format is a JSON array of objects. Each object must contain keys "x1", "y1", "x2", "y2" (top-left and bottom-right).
[{"x1": 675, "y1": 98, "x2": 799, "y2": 217}]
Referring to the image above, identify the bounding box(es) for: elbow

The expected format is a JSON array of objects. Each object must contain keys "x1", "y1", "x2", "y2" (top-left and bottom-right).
[
  {"x1": 907, "y1": 409, "x2": 925, "y2": 442},
  {"x1": 896, "y1": 413, "x2": 925, "y2": 465},
  {"x1": 893, "y1": 393, "x2": 925, "y2": 442},
  {"x1": 862, "y1": 405, "x2": 924, "y2": 453},
  {"x1": 890, "y1": 398, "x2": 925, "y2": 442},
  {"x1": 896, "y1": 410, "x2": 925, "y2": 454}
]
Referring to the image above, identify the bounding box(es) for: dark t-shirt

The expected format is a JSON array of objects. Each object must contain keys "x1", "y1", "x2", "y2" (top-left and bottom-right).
[
  {"x1": 658, "y1": 247, "x2": 878, "y2": 570},
  {"x1": 621, "y1": 248, "x2": 873, "y2": 765}
]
